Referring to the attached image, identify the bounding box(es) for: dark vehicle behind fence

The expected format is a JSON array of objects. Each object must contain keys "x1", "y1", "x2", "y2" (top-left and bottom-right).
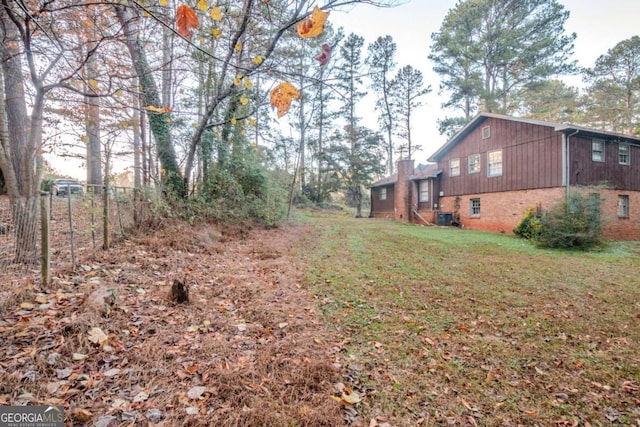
[{"x1": 52, "y1": 179, "x2": 84, "y2": 196}]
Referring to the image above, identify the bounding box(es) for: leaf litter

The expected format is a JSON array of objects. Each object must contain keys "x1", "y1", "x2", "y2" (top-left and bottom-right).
[{"x1": 0, "y1": 221, "x2": 358, "y2": 426}]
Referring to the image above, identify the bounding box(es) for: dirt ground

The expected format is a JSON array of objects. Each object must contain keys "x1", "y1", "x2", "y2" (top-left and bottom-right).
[{"x1": 0, "y1": 221, "x2": 363, "y2": 426}]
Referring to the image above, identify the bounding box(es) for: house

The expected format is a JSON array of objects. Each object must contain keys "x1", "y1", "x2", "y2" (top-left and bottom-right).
[{"x1": 369, "y1": 112, "x2": 640, "y2": 240}]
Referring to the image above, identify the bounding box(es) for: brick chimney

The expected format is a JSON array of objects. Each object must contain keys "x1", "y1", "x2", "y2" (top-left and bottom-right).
[{"x1": 395, "y1": 159, "x2": 414, "y2": 222}]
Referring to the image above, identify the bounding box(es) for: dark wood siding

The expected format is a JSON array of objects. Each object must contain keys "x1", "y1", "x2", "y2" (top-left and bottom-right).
[
  {"x1": 438, "y1": 117, "x2": 564, "y2": 197},
  {"x1": 370, "y1": 184, "x2": 395, "y2": 212},
  {"x1": 569, "y1": 136, "x2": 640, "y2": 190}
]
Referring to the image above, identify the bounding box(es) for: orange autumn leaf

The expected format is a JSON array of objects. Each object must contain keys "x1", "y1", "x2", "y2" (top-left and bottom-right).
[
  {"x1": 297, "y1": 6, "x2": 329, "y2": 39},
  {"x1": 315, "y1": 43, "x2": 332, "y2": 66},
  {"x1": 270, "y1": 82, "x2": 300, "y2": 118},
  {"x1": 145, "y1": 105, "x2": 172, "y2": 113},
  {"x1": 176, "y1": 4, "x2": 198, "y2": 39}
]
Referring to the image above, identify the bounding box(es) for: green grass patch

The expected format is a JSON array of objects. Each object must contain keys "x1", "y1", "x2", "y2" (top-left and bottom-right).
[{"x1": 296, "y1": 212, "x2": 640, "y2": 425}]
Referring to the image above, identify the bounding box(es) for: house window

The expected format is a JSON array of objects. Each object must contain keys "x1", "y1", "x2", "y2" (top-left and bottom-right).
[
  {"x1": 487, "y1": 149, "x2": 502, "y2": 177},
  {"x1": 592, "y1": 139, "x2": 605, "y2": 162},
  {"x1": 450, "y1": 158, "x2": 460, "y2": 176},
  {"x1": 482, "y1": 126, "x2": 490, "y2": 139},
  {"x1": 468, "y1": 154, "x2": 481, "y2": 174},
  {"x1": 618, "y1": 195, "x2": 629, "y2": 217},
  {"x1": 379, "y1": 187, "x2": 387, "y2": 201},
  {"x1": 619, "y1": 143, "x2": 630, "y2": 165},
  {"x1": 470, "y1": 198, "x2": 480, "y2": 216},
  {"x1": 418, "y1": 181, "x2": 428, "y2": 202}
]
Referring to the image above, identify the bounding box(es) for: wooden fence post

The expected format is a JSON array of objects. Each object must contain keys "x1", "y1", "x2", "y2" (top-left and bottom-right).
[{"x1": 40, "y1": 192, "x2": 50, "y2": 286}]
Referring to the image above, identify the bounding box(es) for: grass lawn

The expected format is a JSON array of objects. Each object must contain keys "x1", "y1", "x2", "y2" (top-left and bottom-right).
[{"x1": 296, "y1": 211, "x2": 640, "y2": 426}]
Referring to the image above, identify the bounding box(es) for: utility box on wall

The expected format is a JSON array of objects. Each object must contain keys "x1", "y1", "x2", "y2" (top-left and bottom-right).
[{"x1": 437, "y1": 212, "x2": 453, "y2": 226}]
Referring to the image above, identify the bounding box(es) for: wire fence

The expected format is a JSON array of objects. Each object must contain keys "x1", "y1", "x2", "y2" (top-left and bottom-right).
[{"x1": 0, "y1": 186, "x2": 152, "y2": 287}]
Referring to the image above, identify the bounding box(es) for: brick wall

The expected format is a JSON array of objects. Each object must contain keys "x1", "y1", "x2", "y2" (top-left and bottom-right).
[
  {"x1": 395, "y1": 159, "x2": 414, "y2": 222},
  {"x1": 590, "y1": 189, "x2": 640, "y2": 240},
  {"x1": 437, "y1": 187, "x2": 640, "y2": 240}
]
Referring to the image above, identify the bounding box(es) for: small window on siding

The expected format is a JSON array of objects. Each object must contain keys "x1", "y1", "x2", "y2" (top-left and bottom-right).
[
  {"x1": 380, "y1": 187, "x2": 387, "y2": 201},
  {"x1": 618, "y1": 195, "x2": 629, "y2": 217},
  {"x1": 468, "y1": 154, "x2": 481, "y2": 174},
  {"x1": 470, "y1": 198, "x2": 481, "y2": 216},
  {"x1": 487, "y1": 149, "x2": 502, "y2": 177},
  {"x1": 482, "y1": 126, "x2": 490, "y2": 139},
  {"x1": 418, "y1": 181, "x2": 428, "y2": 202},
  {"x1": 450, "y1": 158, "x2": 460, "y2": 176},
  {"x1": 619, "y1": 143, "x2": 630, "y2": 165},
  {"x1": 592, "y1": 139, "x2": 605, "y2": 162}
]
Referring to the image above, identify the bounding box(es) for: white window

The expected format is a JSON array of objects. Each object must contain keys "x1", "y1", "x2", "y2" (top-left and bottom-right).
[
  {"x1": 450, "y1": 158, "x2": 460, "y2": 176},
  {"x1": 487, "y1": 149, "x2": 502, "y2": 177},
  {"x1": 470, "y1": 198, "x2": 480, "y2": 216},
  {"x1": 482, "y1": 126, "x2": 490, "y2": 139},
  {"x1": 468, "y1": 154, "x2": 481, "y2": 174},
  {"x1": 418, "y1": 181, "x2": 428, "y2": 202},
  {"x1": 618, "y1": 195, "x2": 629, "y2": 217},
  {"x1": 379, "y1": 187, "x2": 387, "y2": 201},
  {"x1": 619, "y1": 143, "x2": 630, "y2": 165},
  {"x1": 592, "y1": 139, "x2": 605, "y2": 162}
]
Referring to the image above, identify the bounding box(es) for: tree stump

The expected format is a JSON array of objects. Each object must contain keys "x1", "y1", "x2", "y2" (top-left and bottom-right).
[{"x1": 169, "y1": 279, "x2": 189, "y2": 304}]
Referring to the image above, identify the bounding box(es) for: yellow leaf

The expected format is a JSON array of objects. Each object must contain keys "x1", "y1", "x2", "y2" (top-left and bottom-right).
[
  {"x1": 114, "y1": 89, "x2": 123, "y2": 97},
  {"x1": 270, "y1": 82, "x2": 300, "y2": 118},
  {"x1": 159, "y1": 0, "x2": 168, "y2": 6},
  {"x1": 196, "y1": 0, "x2": 208, "y2": 11},
  {"x1": 230, "y1": 117, "x2": 237, "y2": 125},
  {"x1": 80, "y1": 135, "x2": 90, "y2": 143},
  {"x1": 240, "y1": 97, "x2": 249, "y2": 106},
  {"x1": 233, "y1": 77, "x2": 241, "y2": 86},
  {"x1": 252, "y1": 55, "x2": 264, "y2": 65},
  {"x1": 297, "y1": 6, "x2": 329, "y2": 39},
  {"x1": 210, "y1": 6, "x2": 222, "y2": 21},
  {"x1": 145, "y1": 105, "x2": 172, "y2": 113},
  {"x1": 248, "y1": 118, "x2": 256, "y2": 126},
  {"x1": 235, "y1": 43, "x2": 242, "y2": 51},
  {"x1": 212, "y1": 28, "x2": 221, "y2": 38},
  {"x1": 72, "y1": 409, "x2": 93, "y2": 422},
  {"x1": 342, "y1": 391, "x2": 361, "y2": 405},
  {"x1": 142, "y1": 10, "x2": 150, "y2": 17},
  {"x1": 244, "y1": 78, "x2": 252, "y2": 89},
  {"x1": 88, "y1": 79, "x2": 98, "y2": 88}
]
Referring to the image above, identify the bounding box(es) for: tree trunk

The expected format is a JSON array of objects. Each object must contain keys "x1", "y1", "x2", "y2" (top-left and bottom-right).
[
  {"x1": 115, "y1": 4, "x2": 182, "y2": 196},
  {"x1": 85, "y1": 56, "x2": 102, "y2": 190},
  {"x1": 0, "y1": 10, "x2": 28, "y2": 196}
]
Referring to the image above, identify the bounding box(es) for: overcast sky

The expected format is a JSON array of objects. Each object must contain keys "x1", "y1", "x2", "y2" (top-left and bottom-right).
[{"x1": 328, "y1": 0, "x2": 640, "y2": 164}]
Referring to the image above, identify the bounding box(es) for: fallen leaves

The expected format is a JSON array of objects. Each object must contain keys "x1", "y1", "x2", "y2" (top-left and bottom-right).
[{"x1": 87, "y1": 327, "x2": 109, "y2": 346}]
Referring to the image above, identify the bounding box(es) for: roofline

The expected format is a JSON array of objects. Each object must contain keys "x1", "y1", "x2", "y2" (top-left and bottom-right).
[{"x1": 427, "y1": 112, "x2": 640, "y2": 162}]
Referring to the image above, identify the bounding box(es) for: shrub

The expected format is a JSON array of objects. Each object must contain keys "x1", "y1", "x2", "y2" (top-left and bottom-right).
[
  {"x1": 533, "y1": 193, "x2": 603, "y2": 250},
  {"x1": 195, "y1": 160, "x2": 287, "y2": 227},
  {"x1": 513, "y1": 208, "x2": 541, "y2": 239}
]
